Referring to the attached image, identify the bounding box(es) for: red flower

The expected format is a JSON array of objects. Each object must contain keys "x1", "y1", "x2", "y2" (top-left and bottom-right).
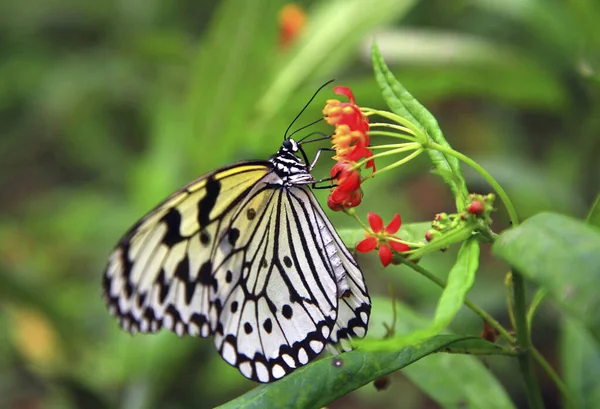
[
  {"x1": 323, "y1": 87, "x2": 373, "y2": 165},
  {"x1": 356, "y1": 212, "x2": 410, "y2": 267},
  {"x1": 323, "y1": 87, "x2": 369, "y2": 134},
  {"x1": 327, "y1": 161, "x2": 362, "y2": 211},
  {"x1": 278, "y1": 4, "x2": 306, "y2": 49},
  {"x1": 324, "y1": 86, "x2": 375, "y2": 211}
]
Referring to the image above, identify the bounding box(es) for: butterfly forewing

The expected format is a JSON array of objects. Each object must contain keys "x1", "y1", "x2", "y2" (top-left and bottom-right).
[
  {"x1": 103, "y1": 163, "x2": 272, "y2": 336},
  {"x1": 103, "y1": 148, "x2": 371, "y2": 383}
]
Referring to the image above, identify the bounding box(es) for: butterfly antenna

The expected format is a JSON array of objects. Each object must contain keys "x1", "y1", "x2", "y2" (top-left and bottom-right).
[
  {"x1": 287, "y1": 117, "x2": 325, "y2": 140},
  {"x1": 283, "y1": 79, "x2": 335, "y2": 141},
  {"x1": 297, "y1": 132, "x2": 331, "y2": 144}
]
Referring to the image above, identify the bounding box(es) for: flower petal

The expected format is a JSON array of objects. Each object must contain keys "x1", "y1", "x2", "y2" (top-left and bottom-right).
[
  {"x1": 385, "y1": 213, "x2": 401, "y2": 234},
  {"x1": 367, "y1": 212, "x2": 384, "y2": 233},
  {"x1": 378, "y1": 244, "x2": 392, "y2": 267},
  {"x1": 356, "y1": 236, "x2": 377, "y2": 253},
  {"x1": 333, "y1": 86, "x2": 355, "y2": 104},
  {"x1": 390, "y1": 240, "x2": 410, "y2": 253}
]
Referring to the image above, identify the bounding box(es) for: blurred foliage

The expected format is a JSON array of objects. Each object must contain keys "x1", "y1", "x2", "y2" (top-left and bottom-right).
[{"x1": 1, "y1": 0, "x2": 599, "y2": 408}]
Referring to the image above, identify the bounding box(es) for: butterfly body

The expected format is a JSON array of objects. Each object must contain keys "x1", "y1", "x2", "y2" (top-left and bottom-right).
[{"x1": 103, "y1": 138, "x2": 370, "y2": 382}]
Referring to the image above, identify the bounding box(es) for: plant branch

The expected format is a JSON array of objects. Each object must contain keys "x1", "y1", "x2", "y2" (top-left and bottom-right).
[
  {"x1": 425, "y1": 142, "x2": 519, "y2": 226},
  {"x1": 400, "y1": 260, "x2": 514, "y2": 343},
  {"x1": 425, "y1": 141, "x2": 546, "y2": 407}
]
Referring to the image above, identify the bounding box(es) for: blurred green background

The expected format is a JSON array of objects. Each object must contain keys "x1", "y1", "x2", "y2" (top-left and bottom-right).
[{"x1": 1, "y1": 0, "x2": 599, "y2": 408}]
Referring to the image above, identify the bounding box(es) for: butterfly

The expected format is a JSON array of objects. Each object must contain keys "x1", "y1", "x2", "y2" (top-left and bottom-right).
[{"x1": 102, "y1": 104, "x2": 371, "y2": 383}]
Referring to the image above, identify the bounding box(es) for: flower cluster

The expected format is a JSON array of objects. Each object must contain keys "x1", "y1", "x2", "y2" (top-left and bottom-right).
[
  {"x1": 323, "y1": 86, "x2": 375, "y2": 211},
  {"x1": 425, "y1": 193, "x2": 496, "y2": 242},
  {"x1": 356, "y1": 213, "x2": 410, "y2": 267}
]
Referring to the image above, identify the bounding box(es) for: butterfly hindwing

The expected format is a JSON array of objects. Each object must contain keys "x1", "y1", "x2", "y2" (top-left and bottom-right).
[
  {"x1": 212, "y1": 178, "x2": 340, "y2": 382},
  {"x1": 288, "y1": 186, "x2": 371, "y2": 349}
]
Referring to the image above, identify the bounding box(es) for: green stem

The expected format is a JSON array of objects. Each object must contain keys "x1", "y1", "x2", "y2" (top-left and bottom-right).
[
  {"x1": 513, "y1": 270, "x2": 545, "y2": 409},
  {"x1": 531, "y1": 347, "x2": 575, "y2": 409},
  {"x1": 527, "y1": 288, "x2": 547, "y2": 328},
  {"x1": 368, "y1": 131, "x2": 418, "y2": 142},
  {"x1": 369, "y1": 143, "x2": 417, "y2": 150},
  {"x1": 369, "y1": 122, "x2": 416, "y2": 136},
  {"x1": 348, "y1": 210, "x2": 370, "y2": 232},
  {"x1": 358, "y1": 143, "x2": 420, "y2": 163},
  {"x1": 401, "y1": 260, "x2": 514, "y2": 343},
  {"x1": 403, "y1": 260, "x2": 569, "y2": 406},
  {"x1": 426, "y1": 142, "x2": 519, "y2": 226},
  {"x1": 363, "y1": 108, "x2": 428, "y2": 143},
  {"x1": 426, "y1": 141, "x2": 545, "y2": 407},
  {"x1": 359, "y1": 148, "x2": 423, "y2": 178}
]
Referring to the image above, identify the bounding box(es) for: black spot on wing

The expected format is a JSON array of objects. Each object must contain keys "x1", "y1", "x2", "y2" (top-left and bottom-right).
[
  {"x1": 197, "y1": 261, "x2": 213, "y2": 286},
  {"x1": 197, "y1": 177, "x2": 221, "y2": 228},
  {"x1": 161, "y1": 208, "x2": 185, "y2": 246},
  {"x1": 125, "y1": 281, "x2": 134, "y2": 298},
  {"x1": 174, "y1": 256, "x2": 195, "y2": 304},
  {"x1": 136, "y1": 292, "x2": 146, "y2": 308},
  {"x1": 200, "y1": 231, "x2": 211, "y2": 246},
  {"x1": 244, "y1": 322, "x2": 253, "y2": 334},
  {"x1": 119, "y1": 244, "x2": 134, "y2": 281},
  {"x1": 156, "y1": 268, "x2": 170, "y2": 304},
  {"x1": 228, "y1": 228, "x2": 240, "y2": 246},
  {"x1": 263, "y1": 318, "x2": 272, "y2": 333},
  {"x1": 282, "y1": 304, "x2": 293, "y2": 319}
]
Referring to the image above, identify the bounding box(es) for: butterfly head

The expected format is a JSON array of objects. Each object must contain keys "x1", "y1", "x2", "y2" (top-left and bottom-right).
[
  {"x1": 270, "y1": 138, "x2": 314, "y2": 184},
  {"x1": 281, "y1": 138, "x2": 300, "y2": 153}
]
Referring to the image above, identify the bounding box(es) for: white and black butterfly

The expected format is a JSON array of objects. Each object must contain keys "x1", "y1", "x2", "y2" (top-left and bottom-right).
[{"x1": 103, "y1": 107, "x2": 370, "y2": 383}]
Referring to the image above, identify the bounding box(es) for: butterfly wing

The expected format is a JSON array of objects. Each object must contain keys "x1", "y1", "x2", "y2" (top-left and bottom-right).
[
  {"x1": 103, "y1": 162, "x2": 368, "y2": 383},
  {"x1": 211, "y1": 177, "x2": 342, "y2": 382},
  {"x1": 286, "y1": 186, "x2": 371, "y2": 349},
  {"x1": 103, "y1": 162, "x2": 273, "y2": 337}
]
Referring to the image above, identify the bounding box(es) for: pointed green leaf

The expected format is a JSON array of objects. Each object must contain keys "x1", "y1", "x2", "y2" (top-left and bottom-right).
[
  {"x1": 370, "y1": 297, "x2": 516, "y2": 409},
  {"x1": 371, "y1": 42, "x2": 469, "y2": 209},
  {"x1": 493, "y1": 212, "x2": 600, "y2": 343},
  {"x1": 217, "y1": 334, "x2": 474, "y2": 409},
  {"x1": 560, "y1": 319, "x2": 600, "y2": 409}
]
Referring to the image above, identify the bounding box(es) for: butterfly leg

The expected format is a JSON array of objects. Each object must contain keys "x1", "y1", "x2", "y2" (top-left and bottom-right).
[{"x1": 309, "y1": 147, "x2": 335, "y2": 170}]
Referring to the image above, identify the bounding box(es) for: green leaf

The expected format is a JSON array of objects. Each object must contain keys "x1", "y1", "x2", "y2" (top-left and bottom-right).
[
  {"x1": 560, "y1": 319, "x2": 600, "y2": 409},
  {"x1": 369, "y1": 29, "x2": 567, "y2": 110},
  {"x1": 361, "y1": 238, "x2": 480, "y2": 350},
  {"x1": 560, "y1": 204, "x2": 600, "y2": 409},
  {"x1": 371, "y1": 42, "x2": 469, "y2": 209},
  {"x1": 217, "y1": 334, "x2": 473, "y2": 409},
  {"x1": 439, "y1": 338, "x2": 516, "y2": 356},
  {"x1": 370, "y1": 297, "x2": 516, "y2": 409},
  {"x1": 493, "y1": 212, "x2": 600, "y2": 343},
  {"x1": 403, "y1": 352, "x2": 517, "y2": 409},
  {"x1": 586, "y1": 194, "x2": 600, "y2": 228}
]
